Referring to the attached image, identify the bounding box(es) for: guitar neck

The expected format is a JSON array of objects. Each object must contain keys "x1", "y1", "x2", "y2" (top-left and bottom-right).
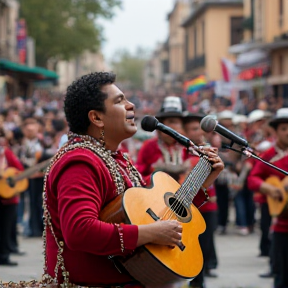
[
  {"x1": 13, "y1": 158, "x2": 52, "y2": 182},
  {"x1": 175, "y1": 157, "x2": 211, "y2": 205}
]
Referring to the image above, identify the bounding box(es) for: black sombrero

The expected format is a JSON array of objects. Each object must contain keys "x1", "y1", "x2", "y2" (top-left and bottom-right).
[{"x1": 155, "y1": 96, "x2": 187, "y2": 119}]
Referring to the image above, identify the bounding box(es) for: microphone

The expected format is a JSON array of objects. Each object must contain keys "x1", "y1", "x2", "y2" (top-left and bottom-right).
[
  {"x1": 141, "y1": 115, "x2": 191, "y2": 148},
  {"x1": 200, "y1": 115, "x2": 249, "y2": 147}
]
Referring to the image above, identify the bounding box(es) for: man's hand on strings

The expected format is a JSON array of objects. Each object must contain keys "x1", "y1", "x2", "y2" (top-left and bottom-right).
[
  {"x1": 137, "y1": 220, "x2": 182, "y2": 248},
  {"x1": 200, "y1": 146, "x2": 225, "y2": 189}
]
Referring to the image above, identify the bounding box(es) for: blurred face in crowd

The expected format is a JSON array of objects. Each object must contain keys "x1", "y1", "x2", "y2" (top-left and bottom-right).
[
  {"x1": 219, "y1": 119, "x2": 233, "y2": 130},
  {"x1": 251, "y1": 119, "x2": 266, "y2": 131},
  {"x1": 205, "y1": 132, "x2": 222, "y2": 148},
  {"x1": 23, "y1": 123, "x2": 39, "y2": 140},
  {"x1": 184, "y1": 119, "x2": 204, "y2": 145},
  {"x1": 0, "y1": 136, "x2": 7, "y2": 155},
  {"x1": 237, "y1": 121, "x2": 248, "y2": 133},
  {"x1": 276, "y1": 123, "x2": 288, "y2": 148},
  {"x1": 159, "y1": 117, "x2": 183, "y2": 145},
  {"x1": 0, "y1": 115, "x2": 4, "y2": 128},
  {"x1": 258, "y1": 100, "x2": 268, "y2": 111}
]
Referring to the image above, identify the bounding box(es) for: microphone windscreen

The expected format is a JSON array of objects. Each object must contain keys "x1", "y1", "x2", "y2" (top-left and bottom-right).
[
  {"x1": 200, "y1": 116, "x2": 217, "y2": 132},
  {"x1": 141, "y1": 115, "x2": 159, "y2": 132}
]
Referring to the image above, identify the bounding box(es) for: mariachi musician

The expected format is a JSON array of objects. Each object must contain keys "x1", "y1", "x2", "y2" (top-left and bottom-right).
[
  {"x1": 248, "y1": 108, "x2": 288, "y2": 288},
  {"x1": 42, "y1": 72, "x2": 224, "y2": 287},
  {"x1": 0, "y1": 128, "x2": 25, "y2": 266},
  {"x1": 136, "y1": 96, "x2": 192, "y2": 184}
]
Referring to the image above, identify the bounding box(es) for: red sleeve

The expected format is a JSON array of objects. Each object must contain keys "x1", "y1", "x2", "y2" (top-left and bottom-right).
[
  {"x1": 135, "y1": 140, "x2": 153, "y2": 177},
  {"x1": 5, "y1": 148, "x2": 24, "y2": 171},
  {"x1": 247, "y1": 161, "x2": 267, "y2": 191},
  {"x1": 57, "y1": 157, "x2": 138, "y2": 257},
  {"x1": 247, "y1": 148, "x2": 275, "y2": 192},
  {"x1": 135, "y1": 138, "x2": 162, "y2": 180}
]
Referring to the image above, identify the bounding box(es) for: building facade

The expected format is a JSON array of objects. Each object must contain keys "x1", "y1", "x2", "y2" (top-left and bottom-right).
[
  {"x1": 0, "y1": 0, "x2": 19, "y2": 62},
  {"x1": 230, "y1": 0, "x2": 288, "y2": 100},
  {"x1": 168, "y1": 0, "x2": 191, "y2": 78},
  {"x1": 182, "y1": 0, "x2": 243, "y2": 81}
]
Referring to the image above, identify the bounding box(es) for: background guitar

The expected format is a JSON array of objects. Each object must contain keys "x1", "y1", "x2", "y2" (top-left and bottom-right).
[
  {"x1": 265, "y1": 176, "x2": 288, "y2": 217},
  {"x1": 0, "y1": 157, "x2": 52, "y2": 199}
]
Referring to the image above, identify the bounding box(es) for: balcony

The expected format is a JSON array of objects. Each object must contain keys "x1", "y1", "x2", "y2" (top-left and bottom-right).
[
  {"x1": 185, "y1": 54, "x2": 205, "y2": 72},
  {"x1": 274, "y1": 32, "x2": 288, "y2": 42}
]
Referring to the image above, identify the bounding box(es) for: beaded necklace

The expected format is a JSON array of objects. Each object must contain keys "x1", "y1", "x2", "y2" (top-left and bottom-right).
[
  {"x1": 41, "y1": 132, "x2": 144, "y2": 287},
  {"x1": 158, "y1": 139, "x2": 183, "y2": 165}
]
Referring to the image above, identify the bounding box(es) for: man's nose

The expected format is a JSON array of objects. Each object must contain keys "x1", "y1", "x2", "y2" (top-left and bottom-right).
[{"x1": 126, "y1": 100, "x2": 135, "y2": 110}]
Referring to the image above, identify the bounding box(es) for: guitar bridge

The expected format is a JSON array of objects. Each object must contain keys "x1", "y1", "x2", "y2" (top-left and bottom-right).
[{"x1": 146, "y1": 208, "x2": 160, "y2": 221}]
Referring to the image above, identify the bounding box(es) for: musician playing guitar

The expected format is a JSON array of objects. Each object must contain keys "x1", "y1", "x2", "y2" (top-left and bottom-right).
[
  {"x1": 0, "y1": 128, "x2": 25, "y2": 266},
  {"x1": 43, "y1": 72, "x2": 224, "y2": 288},
  {"x1": 248, "y1": 108, "x2": 288, "y2": 288}
]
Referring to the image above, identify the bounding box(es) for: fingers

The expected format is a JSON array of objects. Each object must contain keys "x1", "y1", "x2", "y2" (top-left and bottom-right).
[
  {"x1": 208, "y1": 155, "x2": 220, "y2": 162},
  {"x1": 173, "y1": 224, "x2": 183, "y2": 233},
  {"x1": 211, "y1": 162, "x2": 225, "y2": 171},
  {"x1": 170, "y1": 221, "x2": 182, "y2": 242},
  {"x1": 201, "y1": 146, "x2": 218, "y2": 154},
  {"x1": 172, "y1": 232, "x2": 182, "y2": 241}
]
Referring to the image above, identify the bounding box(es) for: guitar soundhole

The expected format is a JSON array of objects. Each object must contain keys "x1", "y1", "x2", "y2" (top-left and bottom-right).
[
  {"x1": 168, "y1": 197, "x2": 188, "y2": 217},
  {"x1": 164, "y1": 192, "x2": 192, "y2": 223}
]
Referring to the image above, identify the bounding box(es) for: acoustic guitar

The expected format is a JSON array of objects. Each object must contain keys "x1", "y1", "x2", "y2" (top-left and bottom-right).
[
  {"x1": 100, "y1": 155, "x2": 212, "y2": 286},
  {"x1": 0, "y1": 157, "x2": 52, "y2": 199},
  {"x1": 265, "y1": 176, "x2": 288, "y2": 217}
]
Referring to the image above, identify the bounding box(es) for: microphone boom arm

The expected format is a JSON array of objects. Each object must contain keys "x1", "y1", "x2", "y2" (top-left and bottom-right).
[{"x1": 222, "y1": 144, "x2": 288, "y2": 176}]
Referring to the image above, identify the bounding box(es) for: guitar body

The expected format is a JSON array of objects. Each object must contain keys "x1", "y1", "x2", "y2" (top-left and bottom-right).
[
  {"x1": 100, "y1": 171, "x2": 206, "y2": 286},
  {"x1": 0, "y1": 167, "x2": 29, "y2": 199},
  {"x1": 266, "y1": 176, "x2": 288, "y2": 216}
]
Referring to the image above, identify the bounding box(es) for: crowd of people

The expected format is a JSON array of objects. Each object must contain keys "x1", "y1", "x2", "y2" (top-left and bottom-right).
[{"x1": 0, "y1": 72, "x2": 287, "y2": 288}]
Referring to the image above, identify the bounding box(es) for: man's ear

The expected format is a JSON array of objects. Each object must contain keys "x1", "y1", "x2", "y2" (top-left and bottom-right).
[{"x1": 88, "y1": 110, "x2": 104, "y2": 128}]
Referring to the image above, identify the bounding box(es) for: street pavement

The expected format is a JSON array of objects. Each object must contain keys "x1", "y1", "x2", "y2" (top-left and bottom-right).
[{"x1": 0, "y1": 224, "x2": 273, "y2": 288}]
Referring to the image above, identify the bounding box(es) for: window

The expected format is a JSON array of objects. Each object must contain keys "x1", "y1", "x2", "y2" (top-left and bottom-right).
[
  {"x1": 230, "y1": 17, "x2": 244, "y2": 45},
  {"x1": 162, "y1": 59, "x2": 169, "y2": 74},
  {"x1": 279, "y1": 0, "x2": 283, "y2": 27},
  {"x1": 202, "y1": 21, "x2": 205, "y2": 52},
  {"x1": 279, "y1": 55, "x2": 283, "y2": 75},
  {"x1": 194, "y1": 25, "x2": 197, "y2": 56}
]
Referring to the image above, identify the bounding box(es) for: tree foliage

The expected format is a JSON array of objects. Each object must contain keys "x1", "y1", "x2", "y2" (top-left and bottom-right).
[
  {"x1": 110, "y1": 47, "x2": 150, "y2": 90},
  {"x1": 19, "y1": 0, "x2": 121, "y2": 67}
]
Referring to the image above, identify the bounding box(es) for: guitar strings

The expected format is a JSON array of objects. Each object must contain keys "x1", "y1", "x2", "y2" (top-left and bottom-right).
[
  {"x1": 175, "y1": 159, "x2": 210, "y2": 215},
  {"x1": 176, "y1": 159, "x2": 206, "y2": 206},
  {"x1": 163, "y1": 158, "x2": 211, "y2": 220}
]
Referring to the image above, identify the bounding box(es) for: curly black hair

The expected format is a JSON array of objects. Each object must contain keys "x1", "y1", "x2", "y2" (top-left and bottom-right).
[{"x1": 64, "y1": 72, "x2": 116, "y2": 134}]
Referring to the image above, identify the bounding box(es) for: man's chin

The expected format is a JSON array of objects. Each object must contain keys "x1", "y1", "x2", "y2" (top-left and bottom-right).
[{"x1": 125, "y1": 126, "x2": 137, "y2": 138}]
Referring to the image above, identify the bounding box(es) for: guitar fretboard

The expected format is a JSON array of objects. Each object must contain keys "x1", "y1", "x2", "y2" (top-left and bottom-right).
[{"x1": 175, "y1": 157, "x2": 211, "y2": 206}]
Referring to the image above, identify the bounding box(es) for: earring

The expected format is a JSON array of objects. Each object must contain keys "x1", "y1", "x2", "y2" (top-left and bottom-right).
[{"x1": 99, "y1": 129, "x2": 105, "y2": 146}]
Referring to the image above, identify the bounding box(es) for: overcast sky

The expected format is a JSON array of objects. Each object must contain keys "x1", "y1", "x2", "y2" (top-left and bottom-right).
[{"x1": 100, "y1": 0, "x2": 175, "y2": 61}]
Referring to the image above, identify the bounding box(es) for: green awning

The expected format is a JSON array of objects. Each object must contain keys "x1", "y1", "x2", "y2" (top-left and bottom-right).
[{"x1": 0, "y1": 59, "x2": 58, "y2": 79}]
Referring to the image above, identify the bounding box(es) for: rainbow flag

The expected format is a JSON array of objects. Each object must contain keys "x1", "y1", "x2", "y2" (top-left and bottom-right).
[{"x1": 184, "y1": 75, "x2": 207, "y2": 95}]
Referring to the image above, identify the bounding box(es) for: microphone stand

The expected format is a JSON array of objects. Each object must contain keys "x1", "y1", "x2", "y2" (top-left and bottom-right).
[{"x1": 222, "y1": 143, "x2": 288, "y2": 176}]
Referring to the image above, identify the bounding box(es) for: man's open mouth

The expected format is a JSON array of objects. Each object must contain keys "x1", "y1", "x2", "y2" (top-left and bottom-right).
[{"x1": 126, "y1": 115, "x2": 135, "y2": 120}]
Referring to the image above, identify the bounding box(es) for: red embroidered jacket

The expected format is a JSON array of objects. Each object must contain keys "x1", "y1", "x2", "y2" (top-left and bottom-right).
[{"x1": 45, "y1": 148, "x2": 139, "y2": 286}]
